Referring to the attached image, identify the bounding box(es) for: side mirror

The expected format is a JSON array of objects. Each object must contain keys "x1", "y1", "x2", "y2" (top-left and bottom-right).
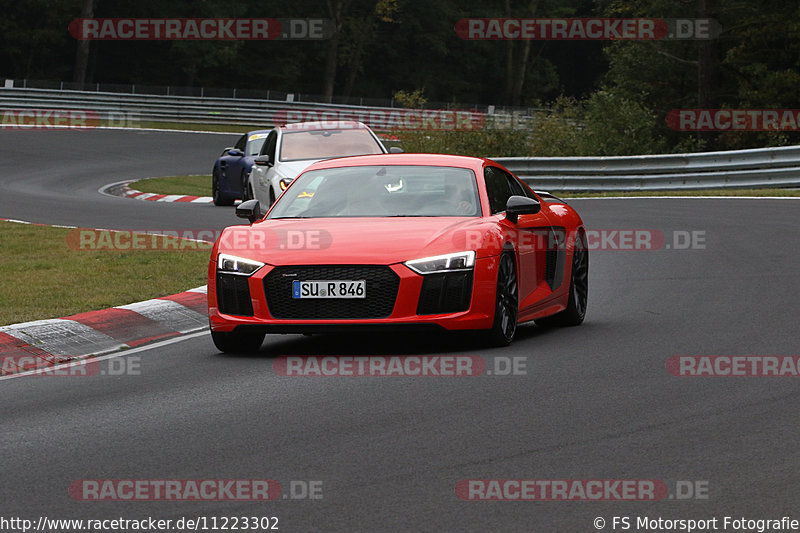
[
  {"x1": 253, "y1": 154, "x2": 273, "y2": 167},
  {"x1": 389, "y1": 146, "x2": 404, "y2": 153},
  {"x1": 227, "y1": 148, "x2": 244, "y2": 157},
  {"x1": 235, "y1": 199, "x2": 262, "y2": 223},
  {"x1": 505, "y1": 195, "x2": 540, "y2": 223}
]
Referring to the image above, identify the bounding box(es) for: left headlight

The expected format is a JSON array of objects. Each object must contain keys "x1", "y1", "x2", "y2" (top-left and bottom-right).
[
  {"x1": 217, "y1": 253, "x2": 265, "y2": 276},
  {"x1": 404, "y1": 251, "x2": 475, "y2": 275}
]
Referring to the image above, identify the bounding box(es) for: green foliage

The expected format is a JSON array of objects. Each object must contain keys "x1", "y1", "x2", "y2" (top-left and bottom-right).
[{"x1": 392, "y1": 89, "x2": 428, "y2": 109}]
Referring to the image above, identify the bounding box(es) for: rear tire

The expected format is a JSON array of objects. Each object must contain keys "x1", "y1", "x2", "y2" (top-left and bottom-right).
[
  {"x1": 535, "y1": 231, "x2": 588, "y2": 327},
  {"x1": 483, "y1": 251, "x2": 518, "y2": 347},
  {"x1": 211, "y1": 328, "x2": 265, "y2": 353}
]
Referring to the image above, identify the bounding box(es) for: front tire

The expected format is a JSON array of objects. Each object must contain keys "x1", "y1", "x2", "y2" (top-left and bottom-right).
[
  {"x1": 535, "y1": 231, "x2": 588, "y2": 327},
  {"x1": 483, "y1": 251, "x2": 518, "y2": 347},
  {"x1": 212, "y1": 169, "x2": 234, "y2": 206},
  {"x1": 241, "y1": 170, "x2": 251, "y2": 201},
  {"x1": 211, "y1": 328, "x2": 265, "y2": 353}
]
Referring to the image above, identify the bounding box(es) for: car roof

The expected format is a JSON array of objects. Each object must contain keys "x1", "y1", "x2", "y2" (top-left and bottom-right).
[{"x1": 302, "y1": 153, "x2": 492, "y2": 172}]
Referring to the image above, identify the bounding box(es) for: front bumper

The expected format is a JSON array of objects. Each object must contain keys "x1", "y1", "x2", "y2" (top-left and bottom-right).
[{"x1": 208, "y1": 257, "x2": 499, "y2": 333}]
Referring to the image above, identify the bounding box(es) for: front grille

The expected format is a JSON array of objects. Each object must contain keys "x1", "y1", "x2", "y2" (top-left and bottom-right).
[
  {"x1": 417, "y1": 272, "x2": 473, "y2": 315},
  {"x1": 264, "y1": 265, "x2": 400, "y2": 319},
  {"x1": 216, "y1": 273, "x2": 254, "y2": 316}
]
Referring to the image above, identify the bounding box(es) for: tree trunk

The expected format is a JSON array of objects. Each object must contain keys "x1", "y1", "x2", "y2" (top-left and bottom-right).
[
  {"x1": 697, "y1": 0, "x2": 717, "y2": 147},
  {"x1": 72, "y1": 0, "x2": 95, "y2": 86},
  {"x1": 322, "y1": 0, "x2": 347, "y2": 101}
]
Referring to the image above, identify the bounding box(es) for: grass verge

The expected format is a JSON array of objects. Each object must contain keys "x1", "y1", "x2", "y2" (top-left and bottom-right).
[
  {"x1": 557, "y1": 188, "x2": 800, "y2": 198},
  {"x1": 131, "y1": 175, "x2": 211, "y2": 197},
  {"x1": 0, "y1": 221, "x2": 210, "y2": 326}
]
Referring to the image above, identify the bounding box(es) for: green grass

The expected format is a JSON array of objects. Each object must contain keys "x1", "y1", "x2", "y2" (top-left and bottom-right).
[
  {"x1": 132, "y1": 175, "x2": 211, "y2": 197},
  {"x1": 558, "y1": 188, "x2": 800, "y2": 198},
  {"x1": 0, "y1": 222, "x2": 210, "y2": 326}
]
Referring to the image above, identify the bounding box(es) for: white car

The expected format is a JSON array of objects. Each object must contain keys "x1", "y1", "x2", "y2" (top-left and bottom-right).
[{"x1": 249, "y1": 121, "x2": 395, "y2": 208}]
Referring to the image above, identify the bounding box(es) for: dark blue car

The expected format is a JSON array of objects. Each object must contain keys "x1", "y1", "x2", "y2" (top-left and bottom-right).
[{"x1": 211, "y1": 130, "x2": 270, "y2": 205}]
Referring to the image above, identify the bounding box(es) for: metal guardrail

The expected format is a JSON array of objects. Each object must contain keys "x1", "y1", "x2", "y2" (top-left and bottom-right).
[
  {"x1": 0, "y1": 86, "x2": 531, "y2": 130},
  {"x1": 494, "y1": 146, "x2": 800, "y2": 191},
  {"x1": 2, "y1": 85, "x2": 797, "y2": 191}
]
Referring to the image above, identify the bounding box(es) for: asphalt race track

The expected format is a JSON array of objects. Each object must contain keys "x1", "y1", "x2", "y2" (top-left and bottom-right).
[{"x1": 1, "y1": 129, "x2": 799, "y2": 531}]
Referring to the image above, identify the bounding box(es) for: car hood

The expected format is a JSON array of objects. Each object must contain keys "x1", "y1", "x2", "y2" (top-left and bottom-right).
[
  {"x1": 274, "y1": 159, "x2": 320, "y2": 179},
  {"x1": 219, "y1": 217, "x2": 494, "y2": 266}
]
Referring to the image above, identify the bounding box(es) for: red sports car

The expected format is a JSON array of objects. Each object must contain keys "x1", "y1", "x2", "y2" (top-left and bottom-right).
[{"x1": 207, "y1": 153, "x2": 588, "y2": 352}]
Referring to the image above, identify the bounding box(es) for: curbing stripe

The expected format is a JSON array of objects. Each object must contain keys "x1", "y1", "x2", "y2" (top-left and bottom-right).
[
  {"x1": 0, "y1": 286, "x2": 210, "y2": 377},
  {"x1": 66, "y1": 307, "x2": 180, "y2": 347},
  {"x1": 117, "y1": 298, "x2": 207, "y2": 334},
  {"x1": 0, "y1": 319, "x2": 124, "y2": 358},
  {"x1": 109, "y1": 181, "x2": 214, "y2": 205}
]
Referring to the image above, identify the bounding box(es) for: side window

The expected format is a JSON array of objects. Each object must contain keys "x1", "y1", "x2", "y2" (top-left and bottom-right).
[
  {"x1": 497, "y1": 169, "x2": 536, "y2": 200},
  {"x1": 262, "y1": 131, "x2": 277, "y2": 162},
  {"x1": 234, "y1": 134, "x2": 246, "y2": 151},
  {"x1": 484, "y1": 166, "x2": 514, "y2": 214}
]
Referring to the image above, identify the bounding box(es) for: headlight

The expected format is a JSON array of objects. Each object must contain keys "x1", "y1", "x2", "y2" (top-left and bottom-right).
[
  {"x1": 279, "y1": 178, "x2": 293, "y2": 190},
  {"x1": 404, "y1": 251, "x2": 475, "y2": 275},
  {"x1": 217, "y1": 253, "x2": 264, "y2": 276}
]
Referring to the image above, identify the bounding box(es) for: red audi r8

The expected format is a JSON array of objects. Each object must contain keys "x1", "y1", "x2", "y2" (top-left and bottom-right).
[{"x1": 207, "y1": 153, "x2": 588, "y2": 352}]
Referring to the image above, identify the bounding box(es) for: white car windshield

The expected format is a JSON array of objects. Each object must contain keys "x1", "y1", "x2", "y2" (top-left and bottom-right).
[
  {"x1": 279, "y1": 129, "x2": 384, "y2": 162},
  {"x1": 268, "y1": 165, "x2": 480, "y2": 218}
]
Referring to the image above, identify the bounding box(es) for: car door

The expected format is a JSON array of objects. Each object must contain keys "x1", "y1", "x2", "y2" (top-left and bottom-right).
[
  {"x1": 253, "y1": 130, "x2": 278, "y2": 205},
  {"x1": 485, "y1": 166, "x2": 556, "y2": 311}
]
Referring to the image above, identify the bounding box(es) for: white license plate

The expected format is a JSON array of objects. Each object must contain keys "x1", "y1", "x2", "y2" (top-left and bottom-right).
[{"x1": 292, "y1": 280, "x2": 366, "y2": 299}]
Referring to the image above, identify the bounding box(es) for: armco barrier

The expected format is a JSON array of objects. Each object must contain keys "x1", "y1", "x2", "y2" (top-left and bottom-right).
[
  {"x1": 0, "y1": 86, "x2": 517, "y2": 130},
  {"x1": 493, "y1": 146, "x2": 800, "y2": 191}
]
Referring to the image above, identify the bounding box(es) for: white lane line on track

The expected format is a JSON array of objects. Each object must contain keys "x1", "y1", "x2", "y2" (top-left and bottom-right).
[{"x1": 0, "y1": 329, "x2": 210, "y2": 382}]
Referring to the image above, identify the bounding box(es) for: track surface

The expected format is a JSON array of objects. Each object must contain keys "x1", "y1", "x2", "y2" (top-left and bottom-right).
[{"x1": 1, "y1": 130, "x2": 799, "y2": 531}]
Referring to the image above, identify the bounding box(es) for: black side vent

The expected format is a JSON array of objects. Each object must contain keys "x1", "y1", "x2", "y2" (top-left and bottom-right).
[
  {"x1": 417, "y1": 272, "x2": 473, "y2": 315},
  {"x1": 216, "y1": 273, "x2": 254, "y2": 316}
]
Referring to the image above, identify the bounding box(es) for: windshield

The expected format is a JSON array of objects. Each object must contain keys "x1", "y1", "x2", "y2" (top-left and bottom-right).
[
  {"x1": 246, "y1": 135, "x2": 268, "y2": 156},
  {"x1": 268, "y1": 165, "x2": 480, "y2": 218},
  {"x1": 279, "y1": 129, "x2": 384, "y2": 162}
]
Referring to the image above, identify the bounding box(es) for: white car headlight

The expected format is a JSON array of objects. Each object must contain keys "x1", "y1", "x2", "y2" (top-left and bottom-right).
[
  {"x1": 279, "y1": 177, "x2": 293, "y2": 190},
  {"x1": 217, "y1": 253, "x2": 265, "y2": 276},
  {"x1": 404, "y1": 251, "x2": 475, "y2": 275}
]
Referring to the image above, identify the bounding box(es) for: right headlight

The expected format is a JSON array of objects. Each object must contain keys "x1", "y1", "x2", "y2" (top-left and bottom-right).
[
  {"x1": 404, "y1": 251, "x2": 476, "y2": 275},
  {"x1": 217, "y1": 253, "x2": 264, "y2": 276}
]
